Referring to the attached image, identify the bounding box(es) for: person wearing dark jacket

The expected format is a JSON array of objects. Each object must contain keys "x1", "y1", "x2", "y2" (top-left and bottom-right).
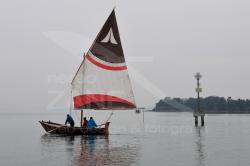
[
  {"x1": 82, "y1": 117, "x2": 88, "y2": 128},
  {"x1": 65, "y1": 114, "x2": 75, "y2": 127}
]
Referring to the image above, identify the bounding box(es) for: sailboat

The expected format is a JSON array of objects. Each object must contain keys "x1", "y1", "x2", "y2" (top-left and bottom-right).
[{"x1": 39, "y1": 9, "x2": 137, "y2": 135}]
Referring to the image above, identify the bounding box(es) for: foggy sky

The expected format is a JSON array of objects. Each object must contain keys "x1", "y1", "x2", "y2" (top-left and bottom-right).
[{"x1": 1, "y1": 0, "x2": 250, "y2": 112}]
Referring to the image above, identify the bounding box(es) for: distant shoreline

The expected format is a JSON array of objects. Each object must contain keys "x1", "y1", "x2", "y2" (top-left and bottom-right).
[
  {"x1": 150, "y1": 109, "x2": 250, "y2": 114},
  {"x1": 152, "y1": 96, "x2": 250, "y2": 114}
]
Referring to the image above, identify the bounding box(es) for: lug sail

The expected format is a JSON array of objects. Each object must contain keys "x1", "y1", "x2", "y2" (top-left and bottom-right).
[{"x1": 71, "y1": 10, "x2": 136, "y2": 110}]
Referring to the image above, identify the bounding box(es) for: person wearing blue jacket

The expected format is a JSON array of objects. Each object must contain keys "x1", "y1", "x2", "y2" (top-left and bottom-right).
[{"x1": 87, "y1": 117, "x2": 97, "y2": 129}]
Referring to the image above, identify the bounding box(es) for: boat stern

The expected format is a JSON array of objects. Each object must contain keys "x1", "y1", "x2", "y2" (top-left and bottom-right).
[{"x1": 104, "y1": 122, "x2": 110, "y2": 135}]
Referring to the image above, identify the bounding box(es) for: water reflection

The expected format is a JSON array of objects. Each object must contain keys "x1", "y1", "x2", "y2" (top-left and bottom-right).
[
  {"x1": 194, "y1": 127, "x2": 206, "y2": 166},
  {"x1": 40, "y1": 135, "x2": 76, "y2": 166},
  {"x1": 41, "y1": 134, "x2": 138, "y2": 166},
  {"x1": 73, "y1": 135, "x2": 109, "y2": 166}
]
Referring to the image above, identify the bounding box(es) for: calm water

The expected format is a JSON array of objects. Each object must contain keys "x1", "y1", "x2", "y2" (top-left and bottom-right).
[{"x1": 0, "y1": 111, "x2": 250, "y2": 166}]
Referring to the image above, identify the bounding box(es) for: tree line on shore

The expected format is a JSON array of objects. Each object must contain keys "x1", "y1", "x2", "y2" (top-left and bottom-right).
[{"x1": 153, "y1": 96, "x2": 250, "y2": 113}]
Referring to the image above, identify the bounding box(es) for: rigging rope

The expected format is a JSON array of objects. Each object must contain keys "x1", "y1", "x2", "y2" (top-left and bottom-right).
[
  {"x1": 105, "y1": 110, "x2": 114, "y2": 123},
  {"x1": 97, "y1": 110, "x2": 114, "y2": 128}
]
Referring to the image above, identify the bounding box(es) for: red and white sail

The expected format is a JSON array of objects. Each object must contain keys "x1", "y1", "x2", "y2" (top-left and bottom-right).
[{"x1": 71, "y1": 10, "x2": 136, "y2": 110}]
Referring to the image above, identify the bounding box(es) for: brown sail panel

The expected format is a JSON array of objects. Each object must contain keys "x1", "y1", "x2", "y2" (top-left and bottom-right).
[{"x1": 90, "y1": 10, "x2": 125, "y2": 63}]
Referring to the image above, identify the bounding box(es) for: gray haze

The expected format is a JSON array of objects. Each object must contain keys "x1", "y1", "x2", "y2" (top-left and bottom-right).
[{"x1": 0, "y1": 0, "x2": 250, "y2": 113}]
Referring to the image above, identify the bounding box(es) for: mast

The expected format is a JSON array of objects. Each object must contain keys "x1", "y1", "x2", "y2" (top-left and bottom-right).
[
  {"x1": 80, "y1": 53, "x2": 85, "y2": 127},
  {"x1": 80, "y1": 110, "x2": 83, "y2": 127}
]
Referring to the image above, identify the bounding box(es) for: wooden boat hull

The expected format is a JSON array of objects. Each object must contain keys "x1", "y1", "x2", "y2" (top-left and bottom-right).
[{"x1": 39, "y1": 121, "x2": 110, "y2": 135}]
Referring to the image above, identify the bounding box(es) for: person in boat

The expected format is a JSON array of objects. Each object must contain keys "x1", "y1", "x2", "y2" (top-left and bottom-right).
[
  {"x1": 65, "y1": 114, "x2": 75, "y2": 127},
  {"x1": 82, "y1": 117, "x2": 88, "y2": 128},
  {"x1": 87, "y1": 117, "x2": 97, "y2": 129}
]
